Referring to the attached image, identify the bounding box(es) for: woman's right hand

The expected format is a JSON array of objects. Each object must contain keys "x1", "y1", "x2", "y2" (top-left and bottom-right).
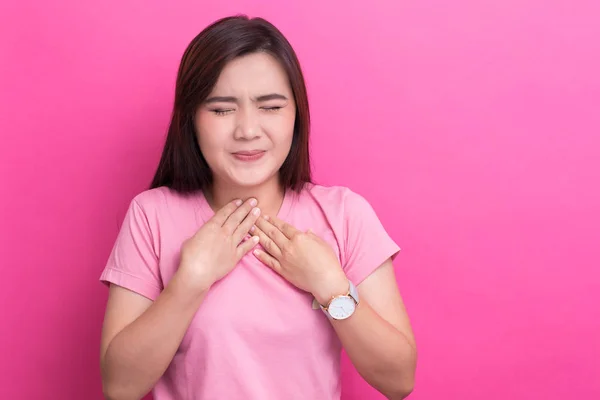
[{"x1": 177, "y1": 198, "x2": 261, "y2": 293}]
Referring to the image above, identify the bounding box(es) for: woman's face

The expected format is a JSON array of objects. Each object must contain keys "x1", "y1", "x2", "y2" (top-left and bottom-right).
[{"x1": 194, "y1": 52, "x2": 296, "y2": 189}]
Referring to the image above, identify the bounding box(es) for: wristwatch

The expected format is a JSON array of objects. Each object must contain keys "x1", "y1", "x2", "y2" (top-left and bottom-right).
[{"x1": 312, "y1": 280, "x2": 360, "y2": 320}]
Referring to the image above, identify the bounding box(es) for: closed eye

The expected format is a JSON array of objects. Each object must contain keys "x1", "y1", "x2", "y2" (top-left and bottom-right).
[
  {"x1": 211, "y1": 109, "x2": 234, "y2": 116},
  {"x1": 261, "y1": 106, "x2": 283, "y2": 112},
  {"x1": 210, "y1": 106, "x2": 282, "y2": 115}
]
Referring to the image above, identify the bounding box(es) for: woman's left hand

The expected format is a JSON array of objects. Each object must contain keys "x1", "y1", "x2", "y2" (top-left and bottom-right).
[{"x1": 253, "y1": 215, "x2": 349, "y2": 304}]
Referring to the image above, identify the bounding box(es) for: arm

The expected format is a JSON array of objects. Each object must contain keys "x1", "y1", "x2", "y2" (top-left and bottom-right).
[
  {"x1": 314, "y1": 260, "x2": 417, "y2": 400},
  {"x1": 100, "y1": 197, "x2": 261, "y2": 400},
  {"x1": 252, "y1": 213, "x2": 416, "y2": 399},
  {"x1": 100, "y1": 271, "x2": 207, "y2": 400}
]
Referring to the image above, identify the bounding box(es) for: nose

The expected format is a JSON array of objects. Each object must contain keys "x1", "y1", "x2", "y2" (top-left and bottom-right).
[{"x1": 234, "y1": 108, "x2": 260, "y2": 140}]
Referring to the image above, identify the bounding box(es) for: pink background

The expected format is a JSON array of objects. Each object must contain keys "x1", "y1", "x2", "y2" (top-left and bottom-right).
[{"x1": 1, "y1": 1, "x2": 599, "y2": 399}]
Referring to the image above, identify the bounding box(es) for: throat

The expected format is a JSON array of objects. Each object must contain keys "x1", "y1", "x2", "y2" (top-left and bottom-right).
[{"x1": 206, "y1": 180, "x2": 287, "y2": 218}]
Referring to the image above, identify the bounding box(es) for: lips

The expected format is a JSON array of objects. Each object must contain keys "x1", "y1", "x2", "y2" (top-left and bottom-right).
[
  {"x1": 232, "y1": 150, "x2": 266, "y2": 161},
  {"x1": 233, "y1": 150, "x2": 264, "y2": 156}
]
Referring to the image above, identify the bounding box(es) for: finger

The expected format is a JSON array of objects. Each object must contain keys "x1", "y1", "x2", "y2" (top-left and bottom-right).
[
  {"x1": 223, "y1": 198, "x2": 258, "y2": 233},
  {"x1": 306, "y1": 228, "x2": 320, "y2": 238},
  {"x1": 252, "y1": 224, "x2": 282, "y2": 259},
  {"x1": 265, "y1": 215, "x2": 299, "y2": 239},
  {"x1": 210, "y1": 199, "x2": 243, "y2": 226},
  {"x1": 232, "y1": 206, "x2": 261, "y2": 244},
  {"x1": 236, "y1": 234, "x2": 260, "y2": 259},
  {"x1": 255, "y1": 216, "x2": 288, "y2": 249},
  {"x1": 253, "y1": 248, "x2": 282, "y2": 273}
]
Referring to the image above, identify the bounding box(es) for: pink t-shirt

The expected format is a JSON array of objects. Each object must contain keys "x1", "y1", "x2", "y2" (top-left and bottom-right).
[{"x1": 100, "y1": 183, "x2": 400, "y2": 400}]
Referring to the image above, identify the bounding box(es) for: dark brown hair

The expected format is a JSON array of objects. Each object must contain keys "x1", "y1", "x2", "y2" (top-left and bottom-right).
[{"x1": 150, "y1": 15, "x2": 312, "y2": 194}]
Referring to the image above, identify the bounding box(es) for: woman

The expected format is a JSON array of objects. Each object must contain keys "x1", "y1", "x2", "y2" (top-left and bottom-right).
[{"x1": 100, "y1": 15, "x2": 417, "y2": 400}]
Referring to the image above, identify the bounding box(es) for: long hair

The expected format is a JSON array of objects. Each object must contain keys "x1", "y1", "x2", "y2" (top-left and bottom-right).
[{"x1": 150, "y1": 15, "x2": 312, "y2": 193}]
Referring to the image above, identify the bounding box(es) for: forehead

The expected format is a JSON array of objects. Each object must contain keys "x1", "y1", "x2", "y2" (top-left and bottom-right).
[{"x1": 211, "y1": 52, "x2": 292, "y2": 95}]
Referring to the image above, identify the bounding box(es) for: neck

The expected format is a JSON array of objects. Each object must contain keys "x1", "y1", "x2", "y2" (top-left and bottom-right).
[{"x1": 207, "y1": 176, "x2": 286, "y2": 218}]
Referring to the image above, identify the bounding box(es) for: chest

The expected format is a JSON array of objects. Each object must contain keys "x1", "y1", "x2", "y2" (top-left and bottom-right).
[
  {"x1": 186, "y1": 254, "x2": 331, "y2": 345},
  {"x1": 158, "y1": 208, "x2": 343, "y2": 355}
]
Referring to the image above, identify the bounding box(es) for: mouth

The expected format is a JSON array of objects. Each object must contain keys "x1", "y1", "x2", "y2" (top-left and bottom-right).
[{"x1": 232, "y1": 150, "x2": 266, "y2": 162}]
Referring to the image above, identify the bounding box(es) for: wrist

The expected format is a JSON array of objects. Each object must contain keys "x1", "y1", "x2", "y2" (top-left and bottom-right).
[
  {"x1": 312, "y1": 271, "x2": 349, "y2": 306},
  {"x1": 164, "y1": 271, "x2": 209, "y2": 310},
  {"x1": 174, "y1": 264, "x2": 213, "y2": 296}
]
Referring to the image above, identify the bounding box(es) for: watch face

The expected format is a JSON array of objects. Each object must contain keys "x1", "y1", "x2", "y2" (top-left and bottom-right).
[{"x1": 328, "y1": 296, "x2": 356, "y2": 320}]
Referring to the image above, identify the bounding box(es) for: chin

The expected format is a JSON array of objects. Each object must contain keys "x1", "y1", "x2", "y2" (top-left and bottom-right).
[{"x1": 226, "y1": 170, "x2": 278, "y2": 188}]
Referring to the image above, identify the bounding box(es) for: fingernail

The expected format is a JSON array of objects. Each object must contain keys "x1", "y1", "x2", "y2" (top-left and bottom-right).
[
  {"x1": 253, "y1": 249, "x2": 260, "y2": 256},
  {"x1": 252, "y1": 236, "x2": 259, "y2": 243},
  {"x1": 250, "y1": 225, "x2": 256, "y2": 232},
  {"x1": 253, "y1": 208, "x2": 261, "y2": 216},
  {"x1": 263, "y1": 215, "x2": 270, "y2": 220},
  {"x1": 235, "y1": 199, "x2": 243, "y2": 206},
  {"x1": 250, "y1": 198, "x2": 258, "y2": 207}
]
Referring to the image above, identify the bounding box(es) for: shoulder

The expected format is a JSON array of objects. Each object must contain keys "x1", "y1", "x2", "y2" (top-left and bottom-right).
[
  {"x1": 129, "y1": 186, "x2": 197, "y2": 215},
  {"x1": 117, "y1": 186, "x2": 204, "y2": 251},
  {"x1": 131, "y1": 186, "x2": 172, "y2": 208},
  {"x1": 121, "y1": 186, "x2": 203, "y2": 237},
  {"x1": 296, "y1": 182, "x2": 382, "y2": 237},
  {"x1": 300, "y1": 183, "x2": 392, "y2": 240},
  {"x1": 301, "y1": 182, "x2": 375, "y2": 215}
]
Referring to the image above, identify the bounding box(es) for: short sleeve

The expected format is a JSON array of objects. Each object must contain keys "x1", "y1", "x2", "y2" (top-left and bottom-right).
[
  {"x1": 99, "y1": 198, "x2": 163, "y2": 300},
  {"x1": 342, "y1": 191, "x2": 401, "y2": 285}
]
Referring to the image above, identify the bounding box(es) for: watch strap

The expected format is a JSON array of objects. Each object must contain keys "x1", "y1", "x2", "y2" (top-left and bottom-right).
[
  {"x1": 311, "y1": 280, "x2": 359, "y2": 310},
  {"x1": 348, "y1": 280, "x2": 359, "y2": 304}
]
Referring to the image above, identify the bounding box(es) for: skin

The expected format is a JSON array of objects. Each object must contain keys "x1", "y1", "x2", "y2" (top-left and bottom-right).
[
  {"x1": 195, "y1": 51, "x2": 296, "y2": 218},
  {"x1": 100, "y1": 52, "x2": 416, "y2": 400}
]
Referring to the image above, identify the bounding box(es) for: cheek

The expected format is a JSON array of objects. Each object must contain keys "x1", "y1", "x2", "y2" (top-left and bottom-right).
[
  {"x1": 267, "y1": 114, "x2": 295, "y2": 151},
  {"x1": 195, "y1": 117, "x2": 229, "y2": 157},
  {"x1": 268, "y1": 130, "x2": 293, "y2": 164}
]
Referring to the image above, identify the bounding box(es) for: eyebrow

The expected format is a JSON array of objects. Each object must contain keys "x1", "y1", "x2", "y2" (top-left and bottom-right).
[{"x1": 204, "y1": 93, "x2": 288, "y2": 104}]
